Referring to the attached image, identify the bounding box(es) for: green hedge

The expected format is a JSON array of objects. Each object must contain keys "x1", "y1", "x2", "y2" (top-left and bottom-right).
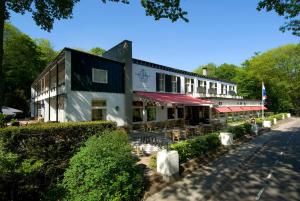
[
  {"x1": 227, "y1": 123, "x2": 252, "y2": 139},
  {"x1": 63, "y1": 130, "x2": 144, "y2": 201},
  {"x1": 170, "y1": 133, "x2": 221, "y2": 163},
  {"x1": 0, "y1": 121, "x2": 116, "y2": 201}
]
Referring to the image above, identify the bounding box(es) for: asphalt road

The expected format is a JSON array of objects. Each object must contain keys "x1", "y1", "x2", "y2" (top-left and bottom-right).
[{"x1": 146, "y1": 118, "x2": 300, "y2": 201}]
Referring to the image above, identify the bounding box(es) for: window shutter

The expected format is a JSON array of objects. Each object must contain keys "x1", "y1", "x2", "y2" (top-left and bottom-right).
[
  {"x1": 156, "y1": 73, "x2": 160, "y2": 92},
  {"x1": 177, "y1": 77, "x2": 181, "y2": 93},
  {"x1": 165, "y1": 74, "x2": 172, "y2": 92}
]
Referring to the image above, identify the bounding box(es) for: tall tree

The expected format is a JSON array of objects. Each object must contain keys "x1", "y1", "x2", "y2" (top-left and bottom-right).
[
  {"x1": 89, "y1": 47, "x2": 106, "y2": 56},
  {"x1": 0, "y1": 0, "x2": 188, "y2": 113},
  {"x1": 257, "y1": 0, "x2": 300, "y2": 36}
]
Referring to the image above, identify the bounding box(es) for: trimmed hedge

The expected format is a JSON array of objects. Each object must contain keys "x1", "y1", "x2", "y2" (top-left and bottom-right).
[
  {"x1": 0, "y1": 121, "x2": 116, "y2": 201},
  {"x1": 227, "y1": 123, "x2": 252, "y2": 139},
  {"x1": 63, "y1": 130, "x2": 145, "y2": 201},
  {"x1": 170, "y1": 133, "x2": 221, "y2": 163}
]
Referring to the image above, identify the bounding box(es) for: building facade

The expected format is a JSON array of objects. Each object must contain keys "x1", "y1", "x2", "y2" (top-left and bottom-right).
[{"x1": 31, "y1": 40, "x2": 265, "y2": 126}]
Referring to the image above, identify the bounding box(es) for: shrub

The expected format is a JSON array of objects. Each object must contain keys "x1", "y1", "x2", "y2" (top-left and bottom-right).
[
  {"x1": 170, "y1": 133, "x2": 221, "y2": 163},
  {"x1": 0, "y1": 121, "x2": 116, "y2": 201},
  {"x1": 149, "y1": 153, "x2": 157, "y2": 170},
  {"x1": 63, "y1": 130, "x2": 144, "y2": 201},
  {"x1": 0, "y1": 114, "x2": 5, "y2": 128}
]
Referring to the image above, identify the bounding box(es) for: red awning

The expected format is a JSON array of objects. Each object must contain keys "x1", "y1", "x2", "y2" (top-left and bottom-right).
[
  {"x1": 215, "y1": 107, "x2": 232, "y2": 113},
  {"x1": 228, "y1": 106, "x2": 243, "y2": 112},
  {"x1": 134, "y1": 91, "x2": 213, "y2": 106},
  {"x1": 250, "y1": 106, "x2": 267, "y2": 111},
  {"x1": 240, "y1": 106, "x2": 252, "y2": 111}
]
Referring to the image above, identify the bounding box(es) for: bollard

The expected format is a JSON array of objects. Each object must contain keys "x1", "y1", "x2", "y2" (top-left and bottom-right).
[
  {"x1": 263, "y1": 121, "x2": 272, "y2": 128},
  {"x1": 273, "y1": 118, "x2": 277, "y2": 125},
  {"x1": 219, "y1": 132, "x2": 233, "y2": 146}
]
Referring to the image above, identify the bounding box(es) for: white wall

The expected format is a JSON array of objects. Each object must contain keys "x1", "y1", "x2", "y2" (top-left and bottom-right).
[
  {"x1": 132, "y1": 63, "x2": 237, "y2": 95},
  {"x1": 65, "y1": 91, "x2": 126, "y2": 126}
]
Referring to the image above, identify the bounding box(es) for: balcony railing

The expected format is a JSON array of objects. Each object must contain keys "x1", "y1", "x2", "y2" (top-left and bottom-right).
[
  {"x1": 208, "y1": 88, "x2": 217, "y2": 95},
  {"x1": 228, "y1": 90, "x2": 237, "y2": 96},
  {"x1": 197, "y1": 86, "x2": 206, "y2": 94}
]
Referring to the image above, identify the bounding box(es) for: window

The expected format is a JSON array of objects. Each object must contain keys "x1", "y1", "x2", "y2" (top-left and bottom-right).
[
  {"x1": 177, "y1": 107, "x2": 184, "y2": 119},
  {"x1": 197, "y1": 80, "x2": 207, "y2": 93},
  {"x1": 133, "y1": 101, "x2": 143, "y2": 122},
  {"x1": 158, "y1": 73, "x2": 165, "y2": 92},
  {"x1": 147, "y1": 107, "x2": 156, "y2": 121},
  {"x1": 92, "y1": 68, "x2": 108, "y2": 84},
  {"x1": 91, "y1": 100, "x2": 107, "y2": 121},
  {"x1": 185, "y1": 78, "x2": 193, "y2": 93},
  {"x1": 171, "y1": 76, "x2": 177, "y2": 93},
  {"x1": 167, "y1": 108, "x2": 176, "y2": 119}
]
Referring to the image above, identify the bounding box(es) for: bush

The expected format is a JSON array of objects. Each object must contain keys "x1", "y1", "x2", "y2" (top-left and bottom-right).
[
  {"x1": 170, "y1": 133, "x2": 221, "y2": 163},
  {"x1": 0, "y1": 121, "x2": 116, "y2": 201},
  {"x1": 0, "y1": 114, "x2": 5, "y2": 128},
  {"x1": 63, "y1": 130, "x2": 144, "y2": 201},
  {"x1": 149, "y1": 153, "x2": 157, "y2": 170}
]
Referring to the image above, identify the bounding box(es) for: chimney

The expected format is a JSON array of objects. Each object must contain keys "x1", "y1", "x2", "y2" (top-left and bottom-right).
[{"x1": 203, "y1": 67, "x2": 208, "y2": 76}]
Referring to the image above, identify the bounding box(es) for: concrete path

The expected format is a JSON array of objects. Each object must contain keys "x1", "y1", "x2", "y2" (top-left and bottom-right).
[{"x1": 146, "y1": 117, "x2": 300, "y2": 201}]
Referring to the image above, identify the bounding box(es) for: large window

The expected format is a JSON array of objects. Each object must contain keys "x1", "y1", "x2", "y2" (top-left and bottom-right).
[
  {"x1": 167, "y1": 108, "x2": 176, "y2": 119},
  {"x1": 171, "y1": 76, "x2": 177, "y2": 93},
  {"x1": 92, "y1": 68, "x2": 108, "y2": 84},
  {"x1": 197, "y1": 80, "x2": 206, "y2": 93},
  {"x1": 147, "y1": 108, "x2": 156, "y2": 121},
  {"x1": 133, "y1": 101, "x2": 143, "y2": 122},
  {"x1": 91, "y1": 100, "x2": 107, "y2": 121},
  {"x1": 185, "y1": 78, "x2": 194, "y2": 93},
  {"x1": 177, "y1": 107, "x2": 184, "y2": 119},
  {"x1": 158, "y1": 73, "x2": 165, "y2": 92}
]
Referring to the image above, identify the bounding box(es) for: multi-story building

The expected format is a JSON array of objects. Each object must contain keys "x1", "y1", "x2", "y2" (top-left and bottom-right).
[{"x1": 31, "y1": 40, "x2": 266, "y2": 126}]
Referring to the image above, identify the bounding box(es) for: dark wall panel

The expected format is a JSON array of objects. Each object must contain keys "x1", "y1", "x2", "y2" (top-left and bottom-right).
[{"x1": 71, "y1": 50, "x2": 125, "y2": 93}]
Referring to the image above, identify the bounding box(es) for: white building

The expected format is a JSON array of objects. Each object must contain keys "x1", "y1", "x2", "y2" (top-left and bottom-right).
[{"x1": 31, "y1": 40, "x2": 266, "y2": 127}]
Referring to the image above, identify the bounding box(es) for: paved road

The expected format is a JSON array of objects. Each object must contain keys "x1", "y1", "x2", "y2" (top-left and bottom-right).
[{"x1": 146, "y1": 118, "x2": 300, "y2": 201}]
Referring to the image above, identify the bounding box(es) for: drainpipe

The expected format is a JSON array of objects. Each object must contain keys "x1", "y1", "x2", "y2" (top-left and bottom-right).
[{"x1": 56, "y1": 64, "x2": 59, "y2": 122}]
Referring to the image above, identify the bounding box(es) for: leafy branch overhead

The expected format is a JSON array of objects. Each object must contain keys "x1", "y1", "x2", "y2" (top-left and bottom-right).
[
  {"x1": 4, "y1": 0, "x2": 188, "y2": 32},
  {"x1": 257, "y1": 0, "x2": 300, "y2": 36}
]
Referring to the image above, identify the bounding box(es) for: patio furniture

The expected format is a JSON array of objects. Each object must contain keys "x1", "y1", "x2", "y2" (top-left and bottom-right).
[{"x1": 202, "y1": 124, "x2": 213, "y2": 134}]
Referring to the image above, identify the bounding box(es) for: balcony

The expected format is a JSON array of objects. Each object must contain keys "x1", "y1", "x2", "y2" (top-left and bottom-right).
[
  {"x1": 197, "y1": 86, "x2": 206, "y2": 94},
  {"x1": 208, "y1": 88, "x2": 217, "y2": 95},
  {"x1": 228, "y1": 90, "x2": 237, "y2": 96}
]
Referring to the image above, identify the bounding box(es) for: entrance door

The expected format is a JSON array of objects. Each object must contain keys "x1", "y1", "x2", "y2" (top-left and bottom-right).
[{"x1": 185, "y1": 106, "x2": 200, "y2": 125}]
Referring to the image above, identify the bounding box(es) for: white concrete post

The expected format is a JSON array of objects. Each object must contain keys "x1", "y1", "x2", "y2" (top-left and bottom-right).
[
  {"x1": 263, "y1": 120, "x2": 272, "y2": 128},
  {"x1": 273, "y1": 118, "x2": 277, "y2": 125}
]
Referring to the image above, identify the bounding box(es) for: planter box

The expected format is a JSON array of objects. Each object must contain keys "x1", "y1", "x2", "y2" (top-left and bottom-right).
[
  {"x1": 263, "y1": 120, "x2": 272, "y2": 128},
  {"x1": 157, "y1": 150, "x2": 179, "y2": 177},
  {"x1": 219, "y1": 132, "x2": 233, "y2": 146}
]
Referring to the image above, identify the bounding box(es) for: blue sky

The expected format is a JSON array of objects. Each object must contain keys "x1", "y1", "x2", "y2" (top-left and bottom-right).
[{"x1": 9, "y1": 0, "x2": 299, "y2": 72}]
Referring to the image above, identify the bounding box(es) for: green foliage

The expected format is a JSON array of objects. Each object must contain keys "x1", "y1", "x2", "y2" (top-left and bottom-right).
[
  {"x1": 170, "y1": 133, "x2": 220, "y2": 163},
  {"x1": 63, "y1": 130, "x2": 144, "y2": 201},
  {"x1": 257, "y1": 0, "x2": 300, "y2": 36},
  {"x1": 0, "y1": 121, "x2": 116, "y2": 201},
  {"x1": 89, "y1": 47, "x2": 106, "y2": 56},
  {"x1": 149, "y1": 153, "x2": 157, "y2": 170},
  {"x1": 227, "y1": 123, "x2": 252, "y2": 139},
  {"x1": 3, "y1": 23, "x2": 57, "y2": 115},
  {"x1": 0, "y1": 113, "x2": 5, "y2": 127}
]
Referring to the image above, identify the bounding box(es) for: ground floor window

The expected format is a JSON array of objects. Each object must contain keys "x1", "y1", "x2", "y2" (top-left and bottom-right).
[
  {"x1": 91, "y1": 100, "x2": 107, "y2": 121},
  {"x1": 177, "y1": 107, "x2": 184, "y2": 119},
  {"x1": 133, "y1": 108, "x2": 143, "y2": 122},
  {"x1": 147, "y1": 107, "x2": 156, "y2": 121},
  {"x1": 133, "y1": 101, "x2": 144, "y2": 122},
  {"x1": 168, "y1": 107, "x2": 175, "y2": 119}
]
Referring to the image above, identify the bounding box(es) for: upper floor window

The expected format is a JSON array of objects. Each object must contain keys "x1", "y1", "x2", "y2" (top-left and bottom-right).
[
  {"x1": 158, "y1": 73, "x2": 165, "y2": 92},
  {"x1": 185, "y1": 78, "x2": 194, "y2": 93},
  {"x1": 92, "y1": 68, "x2": 108, "y2": 84},
  {"x1": 171, "y1": 76, "x2": 177, "y2": 93},
  {"x1": 197, "y1": 80, "x2": 207, "y2": 93}
]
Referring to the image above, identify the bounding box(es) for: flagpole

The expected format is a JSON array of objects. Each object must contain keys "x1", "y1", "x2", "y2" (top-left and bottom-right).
[{"x1": 262, "y1": 82, "x2": 264, "y2": 120}]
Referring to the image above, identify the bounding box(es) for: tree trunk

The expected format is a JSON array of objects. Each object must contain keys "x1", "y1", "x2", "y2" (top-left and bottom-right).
[{"x1": 0, "y1": 0, "x2": 5, "y2": 113}]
